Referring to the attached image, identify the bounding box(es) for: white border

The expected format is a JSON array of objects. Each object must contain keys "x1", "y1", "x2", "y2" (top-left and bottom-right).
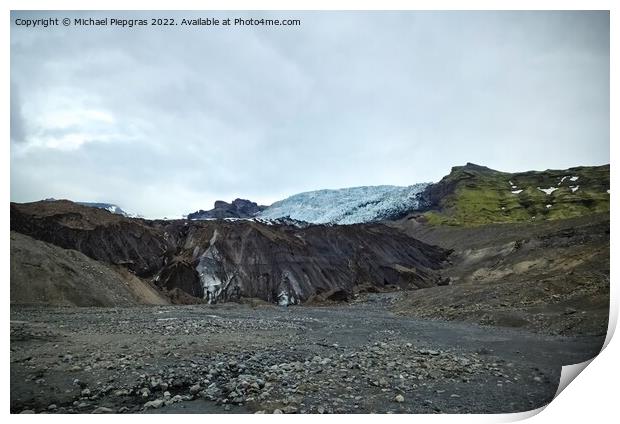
[{"x1": 3, "y1": 1, "x2": 616, "y2": 423}]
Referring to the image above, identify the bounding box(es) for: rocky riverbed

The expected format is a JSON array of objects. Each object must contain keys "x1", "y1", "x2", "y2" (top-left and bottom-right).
[{"x1": 10, "y1": 294, "x2": 604, "y2": 414}]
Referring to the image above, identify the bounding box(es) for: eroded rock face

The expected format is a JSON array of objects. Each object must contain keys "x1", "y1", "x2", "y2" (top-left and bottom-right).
[{"x1": 11, "y1": 201, "x2": 449, "y2": 305}]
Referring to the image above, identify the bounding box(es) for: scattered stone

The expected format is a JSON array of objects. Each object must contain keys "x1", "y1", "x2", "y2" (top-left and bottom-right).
[
  {"x1": 394, "y1": 394, "x2": 405, "y2": 403},
  {"x1": 92, "y1": 407, "x2": 114, "y2": 414},
  {"x1": 144, "y1": 399, "x2": 164, "y2": 409},
  {"x1": 284, "y1": 405, "x2": 298, "y2": 414}
]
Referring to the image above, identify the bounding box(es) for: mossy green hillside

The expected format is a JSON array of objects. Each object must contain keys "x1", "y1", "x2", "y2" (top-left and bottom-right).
[{"x1": 421, "y1": 163, "x2": 609, "y2": 226}]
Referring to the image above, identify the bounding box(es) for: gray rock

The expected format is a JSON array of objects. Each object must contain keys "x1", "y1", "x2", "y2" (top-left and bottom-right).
[
  {"x1": 92, "y1": 407, "x2": 114, "y2": 414},
  {"x1": 144, "y1": 399, "x2": 164, "y2": 409}
]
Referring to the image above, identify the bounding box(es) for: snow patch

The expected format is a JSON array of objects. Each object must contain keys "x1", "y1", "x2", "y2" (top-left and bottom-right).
[
  {"x1": 511, "y1": 190, "x2": 523, "y2": 194},
  {"x1": 538, "y1": 187, "x2": 558, "y2": 195},
  {"x1": 546, "y1": 204, "x2": 552, "y2": 209},
  {"x1": 209, "y1": 229, "x2": 218, "y2": 246},
  {"x1": 189, "y1": 216, "x2": 308, "y2": 228},
  {"x1": 570, "y1": 176, "x2": 579, "y2": 182},
  {"x1": 570, "y1": 186, "x2": 579, "y2": 193}
]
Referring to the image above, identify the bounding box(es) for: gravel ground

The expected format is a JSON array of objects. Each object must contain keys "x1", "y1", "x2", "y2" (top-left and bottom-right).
[{"x1": 10, "y1": 294, "x2": 604, "y2": 414}]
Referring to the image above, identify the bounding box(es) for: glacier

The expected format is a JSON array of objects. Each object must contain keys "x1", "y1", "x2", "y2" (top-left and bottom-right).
[{"x1": 258, "y1": 183, "x2": 430, "y2": 225}]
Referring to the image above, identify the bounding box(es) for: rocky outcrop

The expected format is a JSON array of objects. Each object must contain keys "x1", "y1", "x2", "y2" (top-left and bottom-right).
[
  {"x1": 187, "y1": 199, "x2": 267, "y2": 220},
  {"x1": 11, "y1": 200, "x2": 449, "y2": 305}
]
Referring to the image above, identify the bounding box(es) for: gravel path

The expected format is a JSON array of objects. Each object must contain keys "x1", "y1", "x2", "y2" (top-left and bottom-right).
[{"x1": 10, "y1": 294, "x2": 604, "y2": 414}]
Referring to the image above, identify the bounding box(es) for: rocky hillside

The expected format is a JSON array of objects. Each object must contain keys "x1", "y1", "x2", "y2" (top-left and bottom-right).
[
  {"x1": 44, "y1": 198, "x2": 132, "y2": 216},
  {"x1": 415, "y1": 163, "x2": 609, "y2": 226},
  {"x1": 11, "y1": 200, "x2": 449, "y2": 306},
  {"x1": 10, "y1": 231, "x2": 168, "y2": 307},
  {"x1": 188, "y1": 199, "x2": 267, "y2": 220},
  {"x1": 389, "y1": 213, "x2": 609, "y2": 336}
]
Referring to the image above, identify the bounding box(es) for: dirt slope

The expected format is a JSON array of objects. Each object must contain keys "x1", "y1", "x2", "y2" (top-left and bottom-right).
[
  {"x1": 10, "y1": 231, "x2": 169, "y2": 307},
  {"x1": 387, "y1": 214, "x2": 609, "y2": 336}
]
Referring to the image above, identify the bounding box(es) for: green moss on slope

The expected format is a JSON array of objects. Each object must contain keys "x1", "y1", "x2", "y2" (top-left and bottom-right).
[{"x1": 421, "y1": 163, "x2": 609, "y2": 226}]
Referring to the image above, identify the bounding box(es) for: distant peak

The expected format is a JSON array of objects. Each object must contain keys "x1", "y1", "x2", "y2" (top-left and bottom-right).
[{"x1": 188, "y1": 198, "x2": 267, "y2": 220}]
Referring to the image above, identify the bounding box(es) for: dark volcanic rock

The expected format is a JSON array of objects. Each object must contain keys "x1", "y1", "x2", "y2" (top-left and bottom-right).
[
  {"x1": 187, "y1": 199, "x2": 267, "y2": 220},
  {"x1": 11, "y1": 200, "x2": 449, "y2": 305},
  {"x1": 157, "y1": 219, "x2": 448, "y2": 304}
]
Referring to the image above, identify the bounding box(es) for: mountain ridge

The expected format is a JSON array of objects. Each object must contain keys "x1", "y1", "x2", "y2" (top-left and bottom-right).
[
  {"x1": 185, "y1": 163, "x2": 609, "y2": 226},
  {"x1": 11, "y1": 200, "x2": 449, "y2": 306}
]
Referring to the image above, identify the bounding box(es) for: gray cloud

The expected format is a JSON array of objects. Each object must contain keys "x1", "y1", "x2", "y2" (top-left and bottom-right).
[
  {"x1": 10, "y1": 11, "x2": 610, "y2": 218},
  {"x1": 10, "y1": 82, "x2": 26, "y2": 143}
]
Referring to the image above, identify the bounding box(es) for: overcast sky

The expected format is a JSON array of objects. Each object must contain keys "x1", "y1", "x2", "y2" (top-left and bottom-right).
[{"x1": 10, "y1": 11, "x2": 609, "y2": 218}]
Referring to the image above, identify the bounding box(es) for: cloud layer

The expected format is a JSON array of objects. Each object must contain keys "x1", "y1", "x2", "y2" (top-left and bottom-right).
[{"x1": 11, "y1": 11, "x2": 610, "y2": 218}]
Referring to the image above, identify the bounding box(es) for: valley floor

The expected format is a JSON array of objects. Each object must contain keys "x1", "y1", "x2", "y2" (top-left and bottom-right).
[{"x1": 10, "y1": 294, "x2": 605, "y2": 414}]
